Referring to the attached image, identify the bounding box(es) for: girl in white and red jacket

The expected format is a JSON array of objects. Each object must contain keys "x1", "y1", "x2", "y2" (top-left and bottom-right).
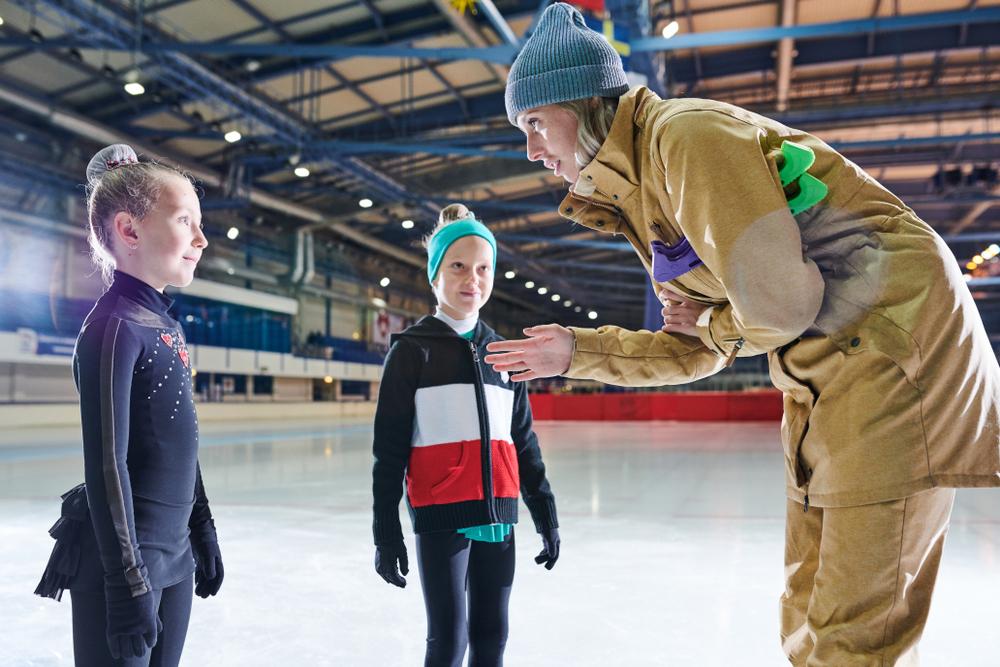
[{"x1": 372, "y1": 203, "x2": 559, "y2": 667}]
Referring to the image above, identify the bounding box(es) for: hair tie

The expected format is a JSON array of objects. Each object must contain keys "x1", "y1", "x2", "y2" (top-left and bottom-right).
[{"x1": 105, "y1": 156, "x2": 137, "y2": 171}]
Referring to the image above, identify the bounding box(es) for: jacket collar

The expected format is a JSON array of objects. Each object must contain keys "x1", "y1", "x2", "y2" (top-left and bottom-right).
[
  {"x1": 392, "y1": 315, "x2": 497, "y2": 346},
  {"x1": 558, "y1": 86, "x2": 661, "y2": 233},
  {"x1": 108, "y1": 270, "x2": 174, "y2": 315}
]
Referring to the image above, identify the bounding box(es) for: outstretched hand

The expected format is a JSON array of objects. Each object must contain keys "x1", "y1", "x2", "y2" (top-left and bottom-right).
[{"x1": 484, "y1": 324, "x2": 574, "y2": 382}]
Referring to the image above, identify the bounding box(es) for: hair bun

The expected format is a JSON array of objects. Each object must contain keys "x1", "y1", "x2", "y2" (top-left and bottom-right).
[
  {"x1": 86, "y1": 144, "x2": 139, "y2": 184},
  {"x1": 438, "y1": 203, "x2": 474, "y2": 225}
]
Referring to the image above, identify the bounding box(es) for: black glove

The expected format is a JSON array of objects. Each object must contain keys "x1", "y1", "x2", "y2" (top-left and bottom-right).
[
  {"x1": 192, "y1": 538, "x2": 224, "y2": 598},
  {"x1": 105, "y1": 583, "x2": 160, "y2": 659},
  {"x1": 534, "y1": 527, "x2": 560, "y2": 570},
  {"x1": 375, "y1": 541, "x2": 408, "y2": 588}
]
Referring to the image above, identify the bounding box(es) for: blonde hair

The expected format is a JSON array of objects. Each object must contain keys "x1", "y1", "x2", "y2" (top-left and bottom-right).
[
  {"x1": 422, "y1": 203, "x2": 477, "y2": 249},
  {"x1": 84, "y1": 144, "x2": 193, "y2": 285},
  {"x1": 556, "y1": 97, "x2": 619, "y2": 168}
]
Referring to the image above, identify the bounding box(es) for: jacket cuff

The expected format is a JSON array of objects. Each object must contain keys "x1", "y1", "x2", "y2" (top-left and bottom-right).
[
  {"x1": 372, "y1": 508, "x2": 404, "y2": 546},
  {"x1": 526, "y1": 497, "x2": 559, "y2": 533},
  {"x1": 104, "y1": 565, "x2": 151, "y2": 599},
  {"x1": 565, "y1": 327, "x2": 600, "y2": 379}
]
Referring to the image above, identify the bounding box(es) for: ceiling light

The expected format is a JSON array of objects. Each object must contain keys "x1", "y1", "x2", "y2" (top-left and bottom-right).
[
  {"x1": 0, "y1": 16, "x2": 5, "y2": 26},
  {"x1": 525, "y1": 280, "x2": 535, "y2": 289},
  {"x1": 372, "y1": 297, "x2": 387, "y2": 308},
  {"x1": 224, "y1": 130, "x2": 242, "y2": 143},
  {"x1": 226, "y1": 268, "x2": 235, "y2": 275},
  {"x1": 379, "y1": 277, "x2": 391, "y2": 287},
  {"x1": 245, "y1": 59, "x2": 261, "y2": 73},
  {"x1": 574, "y1": 306, "x2": 582, "y2": 313},
  {"x1": 966, "y1": 262, "x2": 978, "y2": 271},
  {"x1": 504, "y1": 270, "x2": 516, "y2": 280},
  {"x1": 226, "y1": 226, "x2": 240, "y2": 240},
  {"x1": 588, "y1": 310, "x2": 598, "y2": 320},
  {"x1": 564, "y1": 300, "x2": 572, "y2": 307},
  {"x1": 537, "y1": 287, "x2": 548, "y2": 295},
  {"x1": 359, "y1": 198, "x2": 373, "y2": 208},
  {"x1": 294, "y1": 166, "x2": 310, "y2": 178},
  {"x1": 323, "y1": 375, "x2": 333, "y2": 384},
  {"x1": 990, "y1": 244, "x2": 1000, "y2": 255},
  {"x1": 661, "y1": 20, "x2": 680, "y2": 39},
  {"x1": 123, "y1": 82, "x2": 145, "y2": 96},
  {"x1": 973, "y1": 255, "x2": 984, "y2": 265},
  {"x1": 551, "y1": 294, "x2": 561, "y2": 302},
  {"x1": 401, "y1": 219, "x2": 414, "y2": 229}
]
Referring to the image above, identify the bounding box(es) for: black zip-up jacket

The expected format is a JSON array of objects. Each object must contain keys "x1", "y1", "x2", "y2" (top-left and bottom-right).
[
  {"x1": 372, "y1": 316, "x2": 558, "y2": 545},
  {"x1": 73, "y1": 271, "x2": 214, "y2": 595}
]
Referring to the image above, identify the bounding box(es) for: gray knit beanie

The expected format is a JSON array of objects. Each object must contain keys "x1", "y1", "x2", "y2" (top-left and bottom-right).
[{"x1": 505, "y1": 2, "x2": 629, "y2": 125}]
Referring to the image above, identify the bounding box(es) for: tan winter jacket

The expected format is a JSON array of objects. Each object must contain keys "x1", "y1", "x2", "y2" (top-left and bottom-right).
[{"x1": 560, "y1": 86, "x2": 1000, "y2": 507}]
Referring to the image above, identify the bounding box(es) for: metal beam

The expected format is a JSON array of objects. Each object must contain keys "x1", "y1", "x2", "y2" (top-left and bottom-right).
[
  {"x1": 632, "y1": 7, "x2": 1000, "y2": 52},
  {"x1": 476, "y1": 0, "x2": 520, "y2": 47},
  {"x1": 0, "y1": 79, "x2": 424, "y2": 266},
  {"x1": 5, "y1": 8, "x2": 997, "y2": 64},
  {"x1": 775, "y1": 0, "x2": 797, "y2": 112},
  {"x1": 228, "y1": 0, "x2": 398, "y2": 129},
  {"x1": 428, "y1": 0, "x2": 509, "y2": 81},
  {"x1": 950, "y1": 184, "x2": 1000, "y2": 235}
]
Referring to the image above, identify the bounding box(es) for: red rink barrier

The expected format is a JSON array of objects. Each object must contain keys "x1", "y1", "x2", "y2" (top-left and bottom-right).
[{"x1": 528, "y1": 391, "x2": 783, "y2": 421}]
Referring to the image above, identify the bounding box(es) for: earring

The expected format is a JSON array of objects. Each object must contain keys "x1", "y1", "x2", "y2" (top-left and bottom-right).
[{"x1": 129, "y1": 243, "x2": 138, "y2": 250}]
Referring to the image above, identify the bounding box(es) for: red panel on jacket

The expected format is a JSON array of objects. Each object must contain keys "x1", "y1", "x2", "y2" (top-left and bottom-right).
[{"x1": 407, "y1": 439, "x2": 520, "y2": 507}]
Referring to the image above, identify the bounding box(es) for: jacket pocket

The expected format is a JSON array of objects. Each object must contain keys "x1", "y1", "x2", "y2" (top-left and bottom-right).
[
  {"x1": 816, "y1": 295, "x2": 921, "y2": 388},
  {"x1": 492, "y1": 441, "x2": 520, "y2": 498},
  {"x1": 427, "y1": 442, "x2": 485, "y2": 504},
  {"x1": 430, "y1": 441, "x2": 471, "y2": 496},
  {"x1": 646, "y1": 220, "x2": 722, "y2": 299}
]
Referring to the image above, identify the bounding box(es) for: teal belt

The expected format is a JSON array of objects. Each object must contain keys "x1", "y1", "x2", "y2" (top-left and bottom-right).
[{"x1": 458, "y1": 523, "x2": 512, "y2": 543}]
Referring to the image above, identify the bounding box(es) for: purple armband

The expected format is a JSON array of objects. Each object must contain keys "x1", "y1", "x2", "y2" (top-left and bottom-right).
[{"x1": 650, "y1": 237, "x2": 703, "y2": 283}]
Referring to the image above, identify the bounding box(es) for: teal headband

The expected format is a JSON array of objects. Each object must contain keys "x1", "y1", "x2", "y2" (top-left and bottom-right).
[{"x1": 426, "y1": 218, "x2": 497, "y2": 284}]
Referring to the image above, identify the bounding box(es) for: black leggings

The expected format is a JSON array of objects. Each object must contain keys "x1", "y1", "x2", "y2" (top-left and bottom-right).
[
  {"x1": 416, "y1": 528, "x2": 516, "y2": 667},
  {"x1": 70, "y1": 575, "x2": 193, "y2": 667}
]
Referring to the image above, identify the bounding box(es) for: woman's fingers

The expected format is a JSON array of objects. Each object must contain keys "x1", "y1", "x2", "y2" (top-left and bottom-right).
[
  {"x1": 485, "y1": 338, "x2": 533, "y2": 354},
  {"x1": 484, "y1": 324, "x2": 574, "y2": 380},
  {"x1": 494, "y1": 362, "x2": 530, "y2": 372}
]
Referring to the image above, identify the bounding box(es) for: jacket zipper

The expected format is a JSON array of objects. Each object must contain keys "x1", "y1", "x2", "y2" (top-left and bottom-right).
[
  {"x1": 800, "y1": 464, "x2": 813, "y2": 512},
  {"x1": 469, "y1": 340, "x2": 497, "y2": 523},
  {"x1": 724, "y1": 337, "x2": 746, "y2": 367}
]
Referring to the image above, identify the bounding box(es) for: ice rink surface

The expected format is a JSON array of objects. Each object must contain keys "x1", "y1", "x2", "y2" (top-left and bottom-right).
[{"x1": 1, "y1": 419, "x2": 997, "y2": 666}]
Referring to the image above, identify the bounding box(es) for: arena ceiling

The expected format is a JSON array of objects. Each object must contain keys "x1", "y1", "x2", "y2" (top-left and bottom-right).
[{"x1": 0, "y1": 0, "x2": 998, "y2": 327}]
